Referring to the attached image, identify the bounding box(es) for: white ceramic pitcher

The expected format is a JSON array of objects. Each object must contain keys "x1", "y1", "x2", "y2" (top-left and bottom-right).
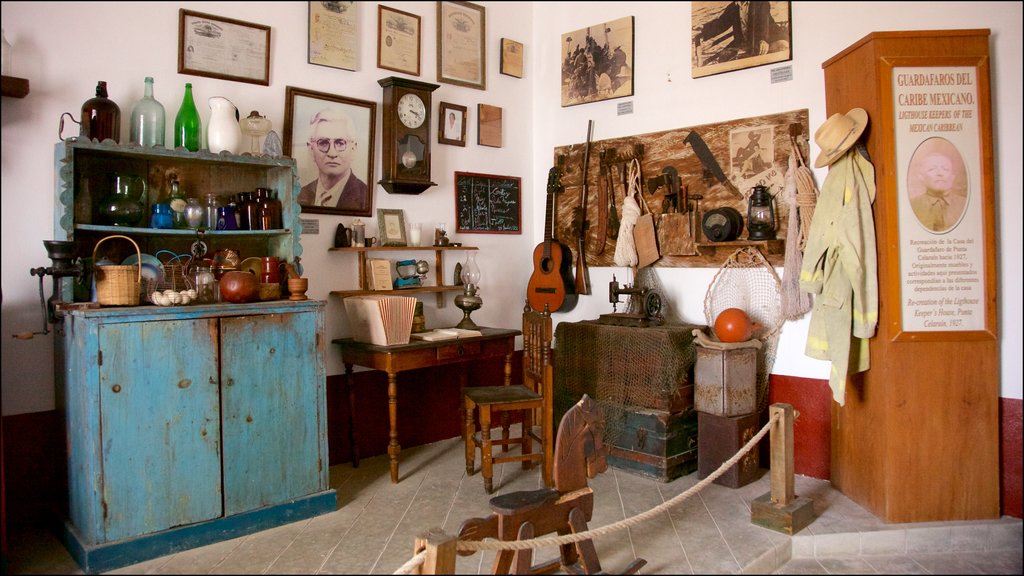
[{"x1": 207, "y1": 96, "x2": 240, "y2": 154}]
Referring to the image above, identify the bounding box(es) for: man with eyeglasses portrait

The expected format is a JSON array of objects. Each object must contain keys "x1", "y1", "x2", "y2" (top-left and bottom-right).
[{"x1": 297, "y1": 107, "x2": 368, "y2": 210}]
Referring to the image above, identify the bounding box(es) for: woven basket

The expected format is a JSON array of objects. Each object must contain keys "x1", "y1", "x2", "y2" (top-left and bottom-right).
[{"x1": 92, "y1": 235, "x2": 141, "y2": 306}]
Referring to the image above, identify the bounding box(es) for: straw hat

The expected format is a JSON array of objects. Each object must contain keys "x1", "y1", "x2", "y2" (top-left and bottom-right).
[{"x1": 813, "y1": 108, "x2": 868, "y2": 168}]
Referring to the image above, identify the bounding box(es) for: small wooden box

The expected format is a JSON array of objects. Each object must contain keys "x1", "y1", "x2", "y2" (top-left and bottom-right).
[
  {"x1": 606, "y1": 408, "x2": 698, "y2": 482},
  {"x1": 697, "y1": 411, "x2": 761, "y2": 488},
  {"x1": 694, "y1": 346, "x2": 756, "y2": 416}
]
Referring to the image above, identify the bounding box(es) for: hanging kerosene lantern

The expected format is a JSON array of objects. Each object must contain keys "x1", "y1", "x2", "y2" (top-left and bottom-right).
[{"x1": 746, "y1": 184, "x2": 776, "y2": 241}]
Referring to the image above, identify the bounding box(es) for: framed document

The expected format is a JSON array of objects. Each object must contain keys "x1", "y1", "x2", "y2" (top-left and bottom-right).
[
  {"x1": 500, "y1": 38, "x2": 524, "y2": 78},
  {"x1": 178, "y1": 9, "x2": 270, "y2": 86},
  {"x1": 377, "y1": 5, "x2": 421, "y2": 76},
  {"x1": 437, "y1": 1, "x2": 486, "y2": 90},
  {"x1": 308, "y1": 1, "x2": 359, "y2": 71}
]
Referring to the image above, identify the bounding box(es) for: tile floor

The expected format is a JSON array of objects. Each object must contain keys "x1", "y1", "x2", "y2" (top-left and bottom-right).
[{"x1": 4, "y1": 433, "x2": 1021, "y2": 574}]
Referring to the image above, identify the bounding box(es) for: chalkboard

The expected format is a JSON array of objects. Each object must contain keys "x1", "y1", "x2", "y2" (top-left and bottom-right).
[{"x1": 454, "y1": 172, "x2": 522, "y2": 234}]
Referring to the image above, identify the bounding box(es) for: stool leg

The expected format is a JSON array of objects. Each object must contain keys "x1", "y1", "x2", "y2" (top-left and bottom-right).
[
  {"x1": 480, "y1": 406, "x2": 494, "y2": 494},
  {"x1": 464, "y1": 398, "x2": 475, "y2": 476},
  {"x1": 521, "y1": 409, "x2": 533, "y2": 469}
]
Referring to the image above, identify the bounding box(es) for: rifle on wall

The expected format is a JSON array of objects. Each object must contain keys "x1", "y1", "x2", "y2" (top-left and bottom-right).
[{"x1": 573, "y1": 120, "x2": 594, "y2": 295}]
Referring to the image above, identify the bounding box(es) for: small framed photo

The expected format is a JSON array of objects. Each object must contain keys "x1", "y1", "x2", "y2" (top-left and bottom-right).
[
  {"x1": 377, "y1": 4, "x2": 421, "y2": 76},
  {"x1": 500, "y1": 38, "x2": 524, "y2": 78},
  {"x1": 178, "y1": 9, "x2": 271, "y2": 86},
  {"x1": 283, "y1": 86, "x2": 377, "y2": 217},
  {"x1": 438, "y1": 102, "x2": 468, "y2": 147},
  {"x1": 377, "y1": 208, "x2": 408, "y2": 246},
  {"x1": 308, "y1": 1, "x2": 359, "y2": 72},
  {"x1": 478, "y1": 104, "x2": 502, "y2": 148},
  {"x1": 437, "y1": 1, "x2": 486, "y2": 90}
]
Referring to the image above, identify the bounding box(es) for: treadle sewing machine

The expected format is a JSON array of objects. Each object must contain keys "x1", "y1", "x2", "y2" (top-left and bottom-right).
[{"x1": 597, "y1": 275, "x2": 664, "y2": 327}]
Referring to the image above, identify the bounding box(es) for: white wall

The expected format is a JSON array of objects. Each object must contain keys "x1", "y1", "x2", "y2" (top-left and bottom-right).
[{"x1": 2, "y1": 2, "x2": 1020, "y2": 416}]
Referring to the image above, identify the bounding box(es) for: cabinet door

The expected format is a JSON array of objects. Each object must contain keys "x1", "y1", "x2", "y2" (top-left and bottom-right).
[
  {"x1": 98, "y1": 318, "x2": 222, "y2": 541},
  {"x1": 220, "y1": 312, "x2": 324, "y2": 515}
]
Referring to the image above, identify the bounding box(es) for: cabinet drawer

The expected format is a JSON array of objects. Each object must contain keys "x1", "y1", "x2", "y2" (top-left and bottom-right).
[{"x1": 436, "y1": 341, "x2": 481, "y2": 360}]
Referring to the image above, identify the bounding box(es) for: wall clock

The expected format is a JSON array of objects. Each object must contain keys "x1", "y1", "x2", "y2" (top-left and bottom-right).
[{"x1": 378, "y1": 76, "x2": 440, "y2": 195}]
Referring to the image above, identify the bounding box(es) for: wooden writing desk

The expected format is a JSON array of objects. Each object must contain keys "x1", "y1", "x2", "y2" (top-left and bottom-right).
[{"x1": 333, "y1": 327, "x2": 520, "y2": 483}]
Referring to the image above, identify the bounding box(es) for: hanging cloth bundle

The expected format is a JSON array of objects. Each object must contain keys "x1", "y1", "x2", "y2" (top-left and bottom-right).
[{"x1": 613, "y1": 158, "x2": 643, "y2": 267}]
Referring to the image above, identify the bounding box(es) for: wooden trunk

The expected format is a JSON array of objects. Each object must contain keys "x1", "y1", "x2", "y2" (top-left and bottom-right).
[
  {"x1": 606, "y1": 408, "x2": 698, "y2": 482},
  {"x1": 697, "y1": 411, "x2": 761, "y2": 488},
  {"x1": 694, "y1": 347, "x2": 757, "y2": 416}
]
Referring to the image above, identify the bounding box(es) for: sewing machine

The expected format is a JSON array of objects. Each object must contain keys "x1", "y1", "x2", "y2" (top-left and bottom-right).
[{"x1": 597, "y1": 275, "x2": 664, "y2": 327}]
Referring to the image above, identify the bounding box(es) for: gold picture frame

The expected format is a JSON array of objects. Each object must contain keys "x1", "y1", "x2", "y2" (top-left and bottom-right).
[
  {"x1": 377, "y1": 208, "x2": 408, "y2": 246},
  {"x1": 178, "y1": 9, "x2": 271, "y2": 86},
  {"x1": 500, "y1": 38, "x2": 524, "y2": 78},
  {"x1": 437, "y1": 1, "x2": 486, "y2": 90},
  {"x1": 438, "y1": 101, "x2": 467, "y2": 147},
  {"x1": 377, "y1": 4, "x2": 421, "y2": 76}
]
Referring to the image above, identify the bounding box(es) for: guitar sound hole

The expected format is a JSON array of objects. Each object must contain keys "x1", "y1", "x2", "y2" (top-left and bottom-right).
[{"x1": 540, "y1": 258, "x2": 554, "y2": 273}]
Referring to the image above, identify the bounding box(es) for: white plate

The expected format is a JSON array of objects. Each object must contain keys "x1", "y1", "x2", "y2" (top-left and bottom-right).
[{"x1": 122, "y1": 253, "x2": 163, "y2": 283}]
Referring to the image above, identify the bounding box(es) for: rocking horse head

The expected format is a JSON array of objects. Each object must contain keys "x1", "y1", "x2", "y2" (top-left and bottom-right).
[{"x1": 554, "y1": 394, "x2": 609, "y2": 493}]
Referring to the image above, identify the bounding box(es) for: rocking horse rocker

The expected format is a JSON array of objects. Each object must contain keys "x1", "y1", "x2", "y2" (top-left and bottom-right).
[{"x1": 457, "y1": 394, "x2": 647, "y2": 575}]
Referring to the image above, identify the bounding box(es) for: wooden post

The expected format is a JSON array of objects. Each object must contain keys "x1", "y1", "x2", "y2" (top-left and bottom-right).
[
  {"x1": 414, "y1": 527, "x2": 457, "y2": 574},
  {"x1": 751, "y1": 403, "x2": 814, "y2": 534}
]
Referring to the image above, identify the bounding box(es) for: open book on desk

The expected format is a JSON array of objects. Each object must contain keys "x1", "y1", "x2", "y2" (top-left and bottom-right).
[{"x1": 410, "y1": 328, "x2": 484, "y2": 341}]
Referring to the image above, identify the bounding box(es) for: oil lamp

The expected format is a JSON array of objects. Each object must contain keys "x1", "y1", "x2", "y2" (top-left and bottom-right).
[
  {"x1": 746, "y1": 184, "x2": 776, "y2": 241},
  {"x1": 454, "y1": 252, "x2": 482, "y2": 330}
]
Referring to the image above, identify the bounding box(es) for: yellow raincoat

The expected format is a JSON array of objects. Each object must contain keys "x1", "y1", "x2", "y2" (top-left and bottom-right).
[{"x1": 799, "y1": 148, "x2": 877, "y2": 405}]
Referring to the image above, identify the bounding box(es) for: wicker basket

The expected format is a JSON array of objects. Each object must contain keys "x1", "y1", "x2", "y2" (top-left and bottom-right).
[{"x1": 92, "y1": 235, "x2": 141, "y2": 306}]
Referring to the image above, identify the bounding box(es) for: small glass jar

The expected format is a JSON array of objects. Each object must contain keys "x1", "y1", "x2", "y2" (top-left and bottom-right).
[
  {"x1": 184, "y1": 197, "x2": 204, "y2": 229},
  {"x1": 202, "y1": 193, "x2": 221, "y2": 230},
  {"x1": 192, "y1": 264, "x2": 217, "y2": 304},
  {"x1": 150, "y1": 202, "x2": 174, "y2": 229}
]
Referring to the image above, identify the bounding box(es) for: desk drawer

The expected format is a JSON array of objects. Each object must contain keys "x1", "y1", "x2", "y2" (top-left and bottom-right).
[{"x1": 436, "y1": 341, "x2": 482, "y2": 361}]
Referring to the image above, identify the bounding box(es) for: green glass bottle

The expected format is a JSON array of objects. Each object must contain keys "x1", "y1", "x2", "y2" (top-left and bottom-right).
[{"x1": 174, "y1": 82, "x2": 201, "y2": 152}]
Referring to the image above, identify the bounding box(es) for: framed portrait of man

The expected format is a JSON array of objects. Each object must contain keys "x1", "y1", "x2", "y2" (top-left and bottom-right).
[{"x1": 283, "y1": 86, "x2": 377, "y2": 216}]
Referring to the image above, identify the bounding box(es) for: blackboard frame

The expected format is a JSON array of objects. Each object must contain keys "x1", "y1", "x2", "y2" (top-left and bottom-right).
[{"x1": 454, "y1": 172, "x2": 522, "y2": 234}]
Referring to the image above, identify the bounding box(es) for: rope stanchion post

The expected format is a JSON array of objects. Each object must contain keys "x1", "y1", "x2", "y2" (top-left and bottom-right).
[
  {"x1": 750, "y1": 403, "x2": 815, "y2": 535},
  {"x1": 410, "y1": 527, "x2": 456, "y2": 574}
]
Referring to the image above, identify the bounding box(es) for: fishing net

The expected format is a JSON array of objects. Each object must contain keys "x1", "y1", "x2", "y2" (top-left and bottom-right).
[{"x1": 703, "y1": 246, "x2": 783, "y2": 414}]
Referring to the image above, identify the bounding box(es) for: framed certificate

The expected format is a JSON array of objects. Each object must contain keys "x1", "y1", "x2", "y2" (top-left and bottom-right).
[{"x1": 178, "y1": 9, "x2": 270, "y2": 86}]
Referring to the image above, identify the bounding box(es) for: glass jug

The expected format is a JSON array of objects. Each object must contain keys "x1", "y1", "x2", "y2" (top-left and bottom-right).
[{"x1": 98, "y1": 173, "x2": 147, "y2": 227}]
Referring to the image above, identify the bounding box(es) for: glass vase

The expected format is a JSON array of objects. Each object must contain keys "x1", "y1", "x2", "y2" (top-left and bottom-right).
[{"x1": 129, "y1": 76, "x2": 166, "y2": 147}]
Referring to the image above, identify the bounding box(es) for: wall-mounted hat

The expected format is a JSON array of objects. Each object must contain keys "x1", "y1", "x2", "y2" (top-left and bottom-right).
[{"x1": 813, "y1": 108, "x2": 868, "y2": 168}]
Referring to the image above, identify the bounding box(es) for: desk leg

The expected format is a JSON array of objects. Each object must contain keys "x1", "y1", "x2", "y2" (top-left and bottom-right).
[
  {"x1": 345, "y1": 363, "x2": 360, "y2": 468},
  {"x1": 387, "y1": 371, "x2": 400, "y2": 483}
]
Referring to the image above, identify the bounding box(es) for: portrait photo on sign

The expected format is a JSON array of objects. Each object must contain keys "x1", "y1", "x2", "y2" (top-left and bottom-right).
[
  {"x1": 907, "y1": 137, "x2": 969, "y2": 234},
  {"x1": 283, "y1": 86, "x2": 376, "y2": 217},
  {"x1": 560, "y1": 16, "x2": 633, "y2": 107},
  {"x1": 691, "y1": 1, "x2": 791, "y2": 78},
  {"x1": 729, "y1": 125, "x2": 775, "y2": 188}
]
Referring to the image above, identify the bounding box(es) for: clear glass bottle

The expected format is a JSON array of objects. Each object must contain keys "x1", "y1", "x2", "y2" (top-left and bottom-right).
[
  {"x1": 165, "y1": 177, "x2": 187, "y2": 228},
  {"x1": 174, "y1": 82, "x2": 202, "y2": 152},
  {"x1": 129, "y1": 76, "x2": 166, "y2": 147},
  {"x1": 81, "y1": 80, "x2": 121, "y2": 143},
  {"x1": 202, "y1": 193, "x2": 221, "y2": 229},
  {"x1": 183, "y1": 197, "x2": 204, "y2": 229}
]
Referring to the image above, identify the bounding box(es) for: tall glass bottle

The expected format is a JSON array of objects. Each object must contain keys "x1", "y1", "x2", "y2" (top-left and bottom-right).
[
  {"x1": 129, "y1": 77, "x2": 166, "y2": 147},
  {"x1": 81, "y1": 80, "x2": 120, "y2": 143},
  {"x1": 174, "y1": 82, "x2": 202, "y2": 152}
]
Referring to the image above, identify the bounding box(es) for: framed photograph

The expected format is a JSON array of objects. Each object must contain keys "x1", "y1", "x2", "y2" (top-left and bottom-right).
[
  {"x1": 691, "y1": 1, "x2": 792, "y2": 78},
  {"x1": 178, "y1": 9, "x2": 270, "y2": 86},
  {"x1": 500, "y1": 38, "x2": 524, "y2": 78},
  {"x1": 455, "y1": 172, "x2": 521, "y2": 234},
  {"x1": 478, "y1": 104, "x2": 502, "y2": 148},
  {"x1": 560, "y1": 16, "x2": 633, "y2": 107},
  {"x1": 283, "y1": 86, "x2": 377, "y2": 217},
  {"x1": 308, "y1": 1, "x2": 359, "y2": 71},
  {"x1": 377, "y1": 208, "x2": 408, "y2": 246},
  {"x1": 377, "y1": 5, "x2": 421, "y2": 76},
  {"x1": 437, "y1": 1, "x2": 486, "y2": 90},
  {"x1": 438, "y1": 102, "x2": 468, "y2": 146}
]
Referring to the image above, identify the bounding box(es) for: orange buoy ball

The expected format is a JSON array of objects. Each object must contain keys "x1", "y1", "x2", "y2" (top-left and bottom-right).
[{"x1": 714, "y1": 308, "x2": 754, "y2": 343}]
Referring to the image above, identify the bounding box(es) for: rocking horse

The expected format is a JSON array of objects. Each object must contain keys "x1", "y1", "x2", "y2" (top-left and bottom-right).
[{"x1": 457, "y1": 394, "x2": 647, "y2": 575}]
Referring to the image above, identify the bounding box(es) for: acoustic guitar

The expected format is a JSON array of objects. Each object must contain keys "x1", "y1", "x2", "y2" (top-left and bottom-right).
[{"x1": 527, "y1": 166, "x2": 578, "y2": 313}]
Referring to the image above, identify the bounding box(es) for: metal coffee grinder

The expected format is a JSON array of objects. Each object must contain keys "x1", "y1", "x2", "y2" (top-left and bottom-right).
[{"x1": 15, "y1": 240, "x2": 86, "y2": 339}]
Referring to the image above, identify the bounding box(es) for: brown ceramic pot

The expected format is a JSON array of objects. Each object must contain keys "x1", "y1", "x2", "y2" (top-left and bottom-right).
[{"x1": 219, "y1": 270, "x2": 260, "y2": 303}]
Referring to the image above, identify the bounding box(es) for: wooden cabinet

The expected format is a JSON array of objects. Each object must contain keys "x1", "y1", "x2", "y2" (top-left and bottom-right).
[
  {"x1": 822, "y1": 30, "x2": 999, "y2": 522},
  {"x1": 52, "y1": 141, "x2": 334, "y2": 572},
  {"x1": 327, "y1": 245, "x2": 477, "y2": 307}
]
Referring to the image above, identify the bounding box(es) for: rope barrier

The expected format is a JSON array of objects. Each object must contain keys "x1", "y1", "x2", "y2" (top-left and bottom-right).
[
  {"x1": 455, "y1": 410, "x2": 779, "y2": 553},
  {"x1": 393, "y1": 550, "x2": 426, "y2": 575}
]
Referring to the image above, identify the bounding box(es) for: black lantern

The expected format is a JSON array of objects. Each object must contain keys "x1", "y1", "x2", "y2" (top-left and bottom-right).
[{"x1": 746, "y1": 185, "x2": 776, "y2": 241}]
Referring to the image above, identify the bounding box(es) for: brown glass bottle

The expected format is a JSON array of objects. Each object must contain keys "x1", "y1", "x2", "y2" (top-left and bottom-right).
[{"x1": 81, "y1": 81, "x2": 121, "y2": 143}]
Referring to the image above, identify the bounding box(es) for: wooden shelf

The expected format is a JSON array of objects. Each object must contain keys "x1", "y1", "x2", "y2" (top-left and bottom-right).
[
  {"x1": 1, "y1": 75, "x2": 29, "y2": 98},
  {"x1": 328, "y1": 245, "x2": 478, "y2": 307},
  {"x1": 696, "y1": 239, "x2": 784, "y2": 257}
]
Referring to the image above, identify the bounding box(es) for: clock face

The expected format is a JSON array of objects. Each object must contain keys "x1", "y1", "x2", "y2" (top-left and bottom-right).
[{"x1": 397, "y1": 93, "x2": 426, "y2": 129}]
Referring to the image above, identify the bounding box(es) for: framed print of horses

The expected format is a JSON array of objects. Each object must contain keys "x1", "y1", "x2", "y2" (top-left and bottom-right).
[
  {"x1": 691, "y1": 1, "x2": 792, "y2": 78},
  {"x1": 560, "y1": 16, "x2": 633, "y2": 107}
]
